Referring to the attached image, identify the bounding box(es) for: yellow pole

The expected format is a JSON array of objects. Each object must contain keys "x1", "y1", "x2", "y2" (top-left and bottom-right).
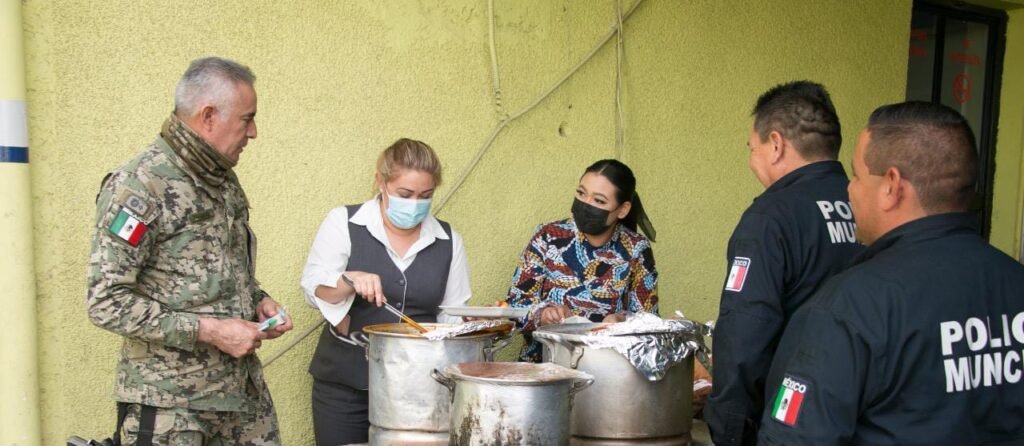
[{"x1": 0, "y1": 0, "x2": 41, "y2": 444}]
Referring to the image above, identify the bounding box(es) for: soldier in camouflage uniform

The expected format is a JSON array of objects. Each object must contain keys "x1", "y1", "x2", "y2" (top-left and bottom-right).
[{"x1": 87, "y1": 57, "x2": 292, "y2": 445}]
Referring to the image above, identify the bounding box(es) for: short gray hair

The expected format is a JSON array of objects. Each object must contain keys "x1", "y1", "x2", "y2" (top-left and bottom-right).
[{"x1": 174, "y1": 57, "x2": 256, "y2": 118}]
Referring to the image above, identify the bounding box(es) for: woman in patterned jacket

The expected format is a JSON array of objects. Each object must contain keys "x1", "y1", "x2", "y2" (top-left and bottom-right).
[{"x1": 505, "y1": 159, "x2": 659, "y2": 362}]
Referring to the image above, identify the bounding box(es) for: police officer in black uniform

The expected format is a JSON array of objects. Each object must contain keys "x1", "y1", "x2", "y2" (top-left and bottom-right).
[
  {"x1": 704, "y1": 81, "x2": 863, "y2": 446},
  {"x1": 758, "y1": 101, "x2": 1024, "y2": 445}
]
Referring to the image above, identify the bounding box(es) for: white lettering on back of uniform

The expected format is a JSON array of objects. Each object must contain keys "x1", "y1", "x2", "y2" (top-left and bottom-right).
[
  {"x1": 817, "y1": 200, "x2": 857, "y2": 244},
  {"x1": 940, "y1": 311, "x2": 1024, "y2": 393}
]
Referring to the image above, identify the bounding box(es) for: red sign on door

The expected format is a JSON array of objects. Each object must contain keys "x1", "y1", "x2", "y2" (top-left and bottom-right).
[{"x1": 953, "y1": 72, "x2": 972, "y2": 104}]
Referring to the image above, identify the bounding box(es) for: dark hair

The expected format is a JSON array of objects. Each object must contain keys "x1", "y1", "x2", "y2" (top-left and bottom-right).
[
  {"x1": 866, "y1": 101, "x2": 978, "y2": 214},
  {"x1": 752, "y1": 80, "x2": 842, "y2": 161},
  {"x1": 583, "y1": 159, "x2": 656, "y2": 242}
]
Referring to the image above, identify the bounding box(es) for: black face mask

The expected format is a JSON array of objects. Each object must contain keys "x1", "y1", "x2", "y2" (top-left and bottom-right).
[{"x1": 572, "y1": 198, "x2": 614, "y2": 235}]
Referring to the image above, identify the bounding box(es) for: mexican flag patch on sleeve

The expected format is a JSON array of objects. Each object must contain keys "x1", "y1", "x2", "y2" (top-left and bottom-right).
[
  {"x1": 772, "y1": 375, "x2": 807, "y2": 426},
  {"x1": 109, "y1": 208, "x2": 148, "y2": 247},
  {"x1": 724, "y1": 256, "x2": 751, "y2": 292}
]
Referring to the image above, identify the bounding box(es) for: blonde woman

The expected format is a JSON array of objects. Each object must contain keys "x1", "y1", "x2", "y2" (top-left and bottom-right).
[{"x1": 300, "y1": 138, "x2": 470, "y2": 445}]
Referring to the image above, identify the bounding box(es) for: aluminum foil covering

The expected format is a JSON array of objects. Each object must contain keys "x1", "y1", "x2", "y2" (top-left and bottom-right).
[
  {"x1": 541, "y1": 312, "x2": 713, "y2": 381},
  {"x1": 423, "y1": 319, "x2": 512, "y2": 340}
]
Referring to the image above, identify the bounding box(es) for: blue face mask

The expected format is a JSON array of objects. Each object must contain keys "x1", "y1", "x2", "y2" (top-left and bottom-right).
[{"x1": 384, "y1": 193, "x2": 432, "y2": 229}]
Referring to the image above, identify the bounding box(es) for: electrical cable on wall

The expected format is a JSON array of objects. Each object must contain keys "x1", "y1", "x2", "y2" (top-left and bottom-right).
[
  {"x1": 263, "y1": 0, "x2": 645, "y2": 367},
  {"x1": 433, "y1": 0, "x2": 644, "y2": 215},
  {"x1": 615, "y1": 0, "x2": 626, "y2": 161},
  {"x1": 489, "y1": 0, "x2": 508, "y2": 121}
]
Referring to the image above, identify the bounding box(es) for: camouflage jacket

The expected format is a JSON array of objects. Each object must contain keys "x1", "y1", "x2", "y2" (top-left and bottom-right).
[{"x1": 87, "y1": 135, "x2": 269, "y2": 412}]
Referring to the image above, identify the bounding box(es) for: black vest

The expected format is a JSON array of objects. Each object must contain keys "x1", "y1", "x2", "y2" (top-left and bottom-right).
[{"x1": 308, "y1": 204, "x2": 453, "y2": 389}]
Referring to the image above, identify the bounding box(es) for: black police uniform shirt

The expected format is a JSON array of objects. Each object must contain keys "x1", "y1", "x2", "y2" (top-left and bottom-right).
[
  {"x1": 705, "y1": 160, "x2": 863, "y2": 446},
  {"x1": 759, "y1": 213, "x2": 1024, "y2": 446}
]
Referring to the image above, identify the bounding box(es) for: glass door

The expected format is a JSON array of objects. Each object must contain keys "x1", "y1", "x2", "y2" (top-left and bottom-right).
[{"x1": 906, "y1": 1, "x2": 1007, "y2": 237}]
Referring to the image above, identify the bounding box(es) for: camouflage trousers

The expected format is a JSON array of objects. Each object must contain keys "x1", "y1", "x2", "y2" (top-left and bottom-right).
[{"x1": 119, "y1": 397, "x2": 280, "y2": 446}]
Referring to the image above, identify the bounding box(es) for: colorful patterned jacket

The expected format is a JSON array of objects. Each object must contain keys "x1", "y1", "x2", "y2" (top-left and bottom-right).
[{"x1": 506, "y1": 219, "x2": 658, "y2": 361}]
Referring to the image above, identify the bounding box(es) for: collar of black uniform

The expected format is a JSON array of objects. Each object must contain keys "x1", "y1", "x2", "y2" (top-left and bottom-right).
[
  {"x1": 765, "y1": 160, "x2": 847, "y2": 194},
  {"x1": 160, "y1": 113, "x2": 233, "y2": 187},
  {"x1": 851, "y1": 212, "x2": 979, "y2": 265}
]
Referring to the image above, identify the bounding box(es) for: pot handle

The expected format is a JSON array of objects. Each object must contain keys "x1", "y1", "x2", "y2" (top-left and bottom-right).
[
  {"x1": 569, "y1": 376, "x2": 595, "y2": 397},
  {"x1": 568, "y1": 376, "x2": 595, "y2": 410},
  {"x1": 350, "y1": 331, "x2": 370, "y2": 348},
  {"x1": 696, "y1": 345, "x2": 713, "y2": 375},
  {"x1": 430, "y1": 368, "x2": 455, "y2": 390},
  {"x1": 328, "y1": 327, "x2": 369, "y2": 350},
  {"x1": 351, "y1": 331, "x2": 371, "y2": 361},
  {"x1": 430, "y1": 368, "x2": 457, "y2": 403},
  {"x1": 483, "y1": 327, "x2": 521, "y2": 361},
  {"x1": 569, "y1": 346, "x2": 585, "y2": 369}
]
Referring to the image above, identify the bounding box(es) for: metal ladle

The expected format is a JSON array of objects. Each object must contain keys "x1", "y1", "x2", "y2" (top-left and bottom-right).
[{"x1": 383, "y1": 302, "x2": 429, "y2": 333}]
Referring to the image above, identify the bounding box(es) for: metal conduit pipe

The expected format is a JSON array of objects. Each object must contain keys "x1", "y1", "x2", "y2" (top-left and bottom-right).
[{"x1": 0, "y1": 0, "x2": 42, "y2": 443}]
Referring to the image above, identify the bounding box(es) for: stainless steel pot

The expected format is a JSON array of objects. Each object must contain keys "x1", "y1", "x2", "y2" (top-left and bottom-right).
[
  {"x1": 432, "y1": 362, "x2": 594, "y2": 446},
  {"x1": 534, "y1": 323, "x2": 693, "y2": 439},
  {"x1": 368, "y1": 425, "x2": 449, "y2": 445},
  {"x1": 353, "y1": 322, "x2": 516, "y2": 433}
]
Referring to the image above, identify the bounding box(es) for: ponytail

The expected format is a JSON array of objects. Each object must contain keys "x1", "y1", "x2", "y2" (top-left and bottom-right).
[{"x1": 621, "y1": 192, "x2": 656, "y2": 242}]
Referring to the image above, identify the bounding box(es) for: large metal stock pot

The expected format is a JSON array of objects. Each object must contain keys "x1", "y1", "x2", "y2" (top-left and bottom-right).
[
  {"x1": 353, "y1": 322, "x2": 515, "y2": 433},
  {"x1": 432, "y1": 362, "x2": 594, "y2": 446},
  {"x1": 534, "y1": 323, "x2": 693, "y2": 439}
]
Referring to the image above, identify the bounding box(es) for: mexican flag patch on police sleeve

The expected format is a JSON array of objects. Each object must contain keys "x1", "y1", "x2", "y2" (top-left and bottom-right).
[
  {"x1": 109, "y1": 208, "x2": 148, "y2": 247},
  {"x1": 772, "y1": 375, "x2": 807, "y2": 426},
  {"x1": 724, "y1": 256, "x2": 751, "y2": 291}
]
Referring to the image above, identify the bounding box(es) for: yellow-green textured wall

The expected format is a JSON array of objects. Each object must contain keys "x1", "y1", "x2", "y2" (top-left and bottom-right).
[
  {"x1": 991, "y1": 8, "x2": 1024, "y2": 259},
  {"x1": 21, "y1": 1, "x2": 911, "y2": 443}
]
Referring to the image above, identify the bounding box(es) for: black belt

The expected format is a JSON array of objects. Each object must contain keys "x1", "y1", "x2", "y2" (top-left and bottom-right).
[{"x1": 115, "y1": 402, "x2": 157, "y2": 446}]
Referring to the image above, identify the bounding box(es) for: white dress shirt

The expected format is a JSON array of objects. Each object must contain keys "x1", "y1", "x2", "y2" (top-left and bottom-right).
[{"x1": 300, "y1": 198, "x2": 471, "y2": 326}]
